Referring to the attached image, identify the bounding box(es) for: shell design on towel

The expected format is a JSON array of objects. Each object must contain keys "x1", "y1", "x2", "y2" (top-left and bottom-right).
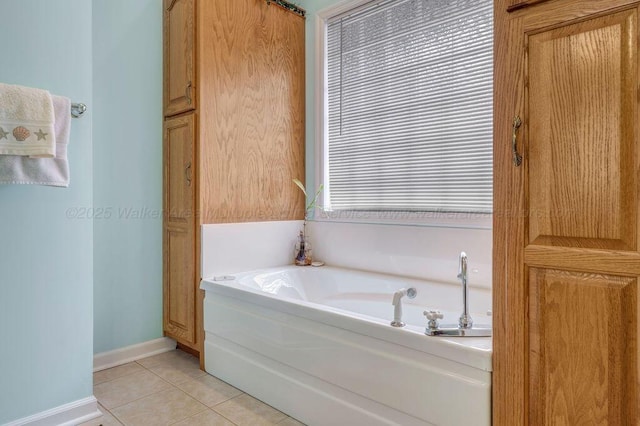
[{"x1": 12, "y1": 126, "x2": 30, "y2": 141}]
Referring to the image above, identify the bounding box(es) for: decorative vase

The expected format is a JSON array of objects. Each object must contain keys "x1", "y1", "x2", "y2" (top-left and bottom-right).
[{"x1": 294, "y1": 230, "x2": 312, "y2": 266}]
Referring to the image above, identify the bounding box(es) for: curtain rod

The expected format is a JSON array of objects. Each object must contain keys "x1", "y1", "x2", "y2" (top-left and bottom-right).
[{"x1": 266, "y1": 0, "x2": 306, "y2": 17}]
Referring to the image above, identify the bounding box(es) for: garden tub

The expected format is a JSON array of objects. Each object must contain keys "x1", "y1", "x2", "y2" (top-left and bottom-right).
[{"x1": 200, "y1": 265, "x2": 492, "y2": 426}]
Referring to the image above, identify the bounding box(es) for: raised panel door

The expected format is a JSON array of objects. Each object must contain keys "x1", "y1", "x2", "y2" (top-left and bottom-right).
[
  {"x1": 163, "y1": 224, "x2": 196, "y2": 344},
  {"x1": 494, "y1": 2, "x2": 640, "y2": 424},
  {"x1": 164, "y1": 114, "x2": 195, "y2": 223},
  {"x1": 526, "y1": 10, "x2": 637, "y2": 251},
  {"x1": 164, "y1": 0, "x2": 195, "y2": 116},
  {"x1": 528, "y1": 268, "x2": 637, "y2": 424},
  {"x1": 163, "y1": 113, "x2": 196, "y2": 345}
]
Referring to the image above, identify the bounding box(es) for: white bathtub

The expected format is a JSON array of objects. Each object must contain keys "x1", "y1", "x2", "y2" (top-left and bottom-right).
[{"x1": 200, "y1": 265, "x2": 492, "y2": 426}]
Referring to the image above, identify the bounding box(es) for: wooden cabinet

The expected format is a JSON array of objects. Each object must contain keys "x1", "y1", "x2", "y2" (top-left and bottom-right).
[
  {"x1": 162, "y1": 0, "x2": 305, "y2": 361},
  {"x1": 494, "y1": 0, "x2": 640, "y2": 424},
  {"x1": 163, "y1": 0, "x2": 196, "y2": 116},
  {"x1": 163, "y1": 114, "x2": 196, "y2": 345}
]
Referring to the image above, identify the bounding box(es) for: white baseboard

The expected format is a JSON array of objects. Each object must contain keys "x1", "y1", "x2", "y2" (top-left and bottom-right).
[
  {"x1": 93, "y1": 337, "x2": 177, "y2": 372},
  {"x1": 4, "y1": 396, "x2": 100, "y2": 426}
]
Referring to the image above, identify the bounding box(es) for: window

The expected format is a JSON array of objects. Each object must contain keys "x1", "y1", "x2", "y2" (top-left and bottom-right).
[{"x1": 319, "y1": 0, "x2": 493, "y2": 221}]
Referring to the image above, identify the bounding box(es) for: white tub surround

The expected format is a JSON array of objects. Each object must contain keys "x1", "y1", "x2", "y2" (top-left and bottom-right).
[
  {"x1": 201, "y1": 220, "x2": 304, "y2": 278},
  {"x1": 201, "y1": 266, "x2": 492, "y2": 426},
  {"x1": 306, "y1": 220, "x2": 492, "y2": 289}
]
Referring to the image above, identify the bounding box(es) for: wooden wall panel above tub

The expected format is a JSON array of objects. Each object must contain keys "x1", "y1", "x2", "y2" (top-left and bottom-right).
[{"x1": 198, "y1": 0, "x2": 305, "y2": 224}]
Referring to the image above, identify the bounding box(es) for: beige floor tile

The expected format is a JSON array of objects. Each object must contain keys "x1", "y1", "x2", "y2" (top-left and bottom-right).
[
  {"x1": 277, "y1": 417, "x2": 306, "y2": 426},
  {"x1": 138, "y1": 350, "x2": 206, "y2": 384},
  {"x1": 147, "y1": 362, "x2": 207, "y2": 385},
  {"x1": 78, "y1": 405, "x2": 123, "y2": 426},
  {"x1": 94, "y1": 362, "x2": 145, "y2": 385},
  {"x1": 136, "y1": 349, "x2": 194, "y2": 369},
  {"x1": 172, "y1": 409, "x2": 236, "y2": 426},
  {"x1": 175, "y1": 374, "x2": 243, "y2": 407},
  {"x1": 94, "y1": 370, "x2": 171, "y2": 409},
  {"x1": 213, "y1": 394, "x2": 288, "y2": 426},
  {"x1": 110, "y1": 388, "x2": 207, "y2": 426}
]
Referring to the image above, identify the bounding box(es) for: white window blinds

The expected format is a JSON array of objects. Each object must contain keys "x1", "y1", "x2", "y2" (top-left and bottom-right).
[{"x1": 326, "y1": 0, "x2": 493, "y2": 213}]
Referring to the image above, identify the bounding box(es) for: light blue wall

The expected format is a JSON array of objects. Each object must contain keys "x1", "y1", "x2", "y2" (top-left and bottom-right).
[
  {"x1": 92, "y1": 0, "x2": 163, "y2": 354},
  {"x1": 0, "y1": 0, "x2": 94, "y2": 423}
]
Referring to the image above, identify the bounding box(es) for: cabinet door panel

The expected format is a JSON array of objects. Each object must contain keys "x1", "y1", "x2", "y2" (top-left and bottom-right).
[
  {"x1": 526, "y1": 9, "x2": 637, "y2": 250},
  {"x1": 164, "y1": 0, "x2": 195, "y2": 116},
  {"x1": 164, "y1": 224, "x2": 195, "y2": 344},
  {"x1": 529, "y1": 268, "x2": 637, "y2": 425},
  {"x1": 164, "y1": 114, "x2": 195, "y2": 223},
  {"x1": 494, "y1": 1, "x2": 640, "y2": 424},
  {"x1": 163, "y1": 113, "x2": 196, "y2": 346}
]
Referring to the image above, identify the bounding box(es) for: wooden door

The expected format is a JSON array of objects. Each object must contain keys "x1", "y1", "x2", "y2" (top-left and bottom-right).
[
  {"x1": 494, "y1": 1, "x2": 640, "y2": 424},
  {"x1": 163, "y1": 114, "x2": 196, "y2": 344},
  {"x1": 163, "y1": 0, "x2": 195, "y2": 117}
]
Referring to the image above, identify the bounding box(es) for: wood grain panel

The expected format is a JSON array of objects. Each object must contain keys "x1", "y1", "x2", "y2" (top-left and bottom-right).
[
  {"x1": 164, "y1": 115, "x2": 195, "y2": 223},
  {"x1": 164, "y1": 0, "x2": 196, "y2": 116},
  {"x1": 197, "y1": 0, "x2": 305, "y2": 224},
  {"x1": 163, "y1": 223, "x2": 196, "y2": 344},
  {"x1": 163, "y1": 114, "x2": 197, "y2": 348},
  {"x1": 518, "y1": 0, "x2": 640, "y2": 29},
  {"x1": 529, "y1": 268, "x2": 637, "y2": 424},
  {"x1": 526, "y1": 245, "x2": 640, "y2": 275},
  {"x1": 526, "y1": 9, "x2": 637, "y2": 249},
  {"x1": 493, "y1": 3, "x2": 529, "y2": 423},
  {"x1": 507, "y1": 0, "x2": 552, "y2": 13},
  {"x1": 494, "y1": 1, "x2": 640, "y2": 424}
]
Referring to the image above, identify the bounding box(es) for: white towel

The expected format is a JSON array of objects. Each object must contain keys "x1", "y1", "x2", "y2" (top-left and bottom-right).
[
  {"x1": 0, "y1": 83, "x2": 56, "y2": 157},
  {"x1": 0, "y1": 95, "x2": 71, "y2": 187}
]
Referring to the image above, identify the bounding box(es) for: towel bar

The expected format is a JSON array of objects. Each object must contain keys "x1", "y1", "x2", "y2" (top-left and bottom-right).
[{"x1": 71, "y1": 103, "x2": 87, "y2": 118}]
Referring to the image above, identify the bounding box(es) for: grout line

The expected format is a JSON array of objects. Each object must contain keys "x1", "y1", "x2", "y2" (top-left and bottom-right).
[
  {"x1": 211, "y1": 408, "x2": 241, "y2": 426},
  {"x1": 93, "y1": 363, "x2": 147, "y2": 386},
  {"x1": 209, "y1": 394, "x2": 247, "y2": 425},
  {"x1": 97, "y1": 403, "x2": 124, "y2": 426},
  {"x1": 165, "y1": 401, "x2": 210, "y2": 426}
]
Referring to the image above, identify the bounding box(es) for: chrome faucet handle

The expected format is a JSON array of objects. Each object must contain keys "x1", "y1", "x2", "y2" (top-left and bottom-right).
[{"x1": 423, "y1": 310, "x2": 443, "y2": 330}]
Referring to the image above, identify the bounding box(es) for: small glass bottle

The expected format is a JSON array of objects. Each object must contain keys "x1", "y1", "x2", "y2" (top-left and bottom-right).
[{"x1": 294, "y1": 231, "x2": 312, "y2": 266}]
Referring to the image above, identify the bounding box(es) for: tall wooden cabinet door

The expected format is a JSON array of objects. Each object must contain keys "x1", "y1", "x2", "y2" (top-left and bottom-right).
[
  {"x1": 163, "y1": 114, "x2": 196, "y2": 344},
  {"x1": 164, "y1": 224, "x2": 196, "y2": 343},
  {"x1": 494, "y1": 2, "x2": 640, "y2": 425},
  {"x1": 164, "y1": 114, "x2": 195, "y2": 223},
  {"x1": 163, "y1": 0, "x2": 195, "y2": 117}
]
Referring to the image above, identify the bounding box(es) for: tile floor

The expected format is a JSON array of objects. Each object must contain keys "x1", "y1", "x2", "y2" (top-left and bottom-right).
[{"x1": 81, "y1": 349, "x2": 305, "y2": 426}]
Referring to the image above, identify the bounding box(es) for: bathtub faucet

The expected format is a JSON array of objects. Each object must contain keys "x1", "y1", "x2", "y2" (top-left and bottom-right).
[
  {"x1": 457, "y1": 251, "x2": 473, "y2": 329},
  {"x1": 391, "y1": 287, "x2": 417, "y2": 327},
  {"x1": 423, "y1": 252, "x2": 491, "y2": 337}
]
